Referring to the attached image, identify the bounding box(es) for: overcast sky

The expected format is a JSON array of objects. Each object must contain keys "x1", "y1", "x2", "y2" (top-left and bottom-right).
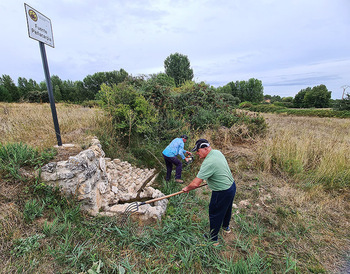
[{"x1": 2, "y1": 0, "x2": 350, "y2": 99}]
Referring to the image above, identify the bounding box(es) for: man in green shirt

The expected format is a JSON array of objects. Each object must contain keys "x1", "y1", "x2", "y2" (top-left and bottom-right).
[{"x1": 182, "y1": 139, "x2": 236, "y2": 246}]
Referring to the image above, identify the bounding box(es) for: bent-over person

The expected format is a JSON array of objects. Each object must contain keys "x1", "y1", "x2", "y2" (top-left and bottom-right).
[{"x1": 182, "y1": 139, "x2": 236, "y2": 246}]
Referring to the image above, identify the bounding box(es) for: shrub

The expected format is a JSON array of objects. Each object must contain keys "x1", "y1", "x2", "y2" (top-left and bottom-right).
[
  {"x1": 81, "y1": 100, "x2": 99, "y2": 108},
  {"x1": 190, "y1": 108, "x2": 219, "y2": 130},
  {"x1": 333, "y1": 94, "x2": 350, "y2": 111},
  {"x1": 26, "y1": 90, "x2": 49, "y2": 103},
  {"x1": 239, "y1": 101, "x2": 253, "y2": 108},
  {"x1": 98, "y1": 83, "x2": 158, "y2": 146},
  {"x1": 247, "y1": 104, "x2": 285, "y2": 113}
]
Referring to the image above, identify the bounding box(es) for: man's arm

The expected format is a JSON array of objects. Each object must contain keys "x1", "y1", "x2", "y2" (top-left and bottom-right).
[
  {"x1": 182, "y1": 177, "x2": 203, "y2": 193},
  {"x1": 178, "y1": 140, "x2": 187, "y2": 159}
]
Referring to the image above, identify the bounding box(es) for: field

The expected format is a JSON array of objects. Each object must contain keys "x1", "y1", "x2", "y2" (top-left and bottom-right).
[{"x1": 0, "y1": 102, "x2": 349, "y2": 273}]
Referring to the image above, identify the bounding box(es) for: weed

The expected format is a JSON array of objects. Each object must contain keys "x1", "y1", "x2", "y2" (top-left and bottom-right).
[
  {"x1": 0, "y1": 142, "x2": 55, "y2": 180},
  {"x1": 87, "y1": 260, "x2": 103, "y2": 274},
  {"x1": 11, "y1": 234, "x2": 45, "y2": 257},
  {"x1": 284, "y1": 253, "x2": 297, "y2": 273},
  {"x1": 42, "y1": 218, "x2": 59, "y2": 236},
  {"x1": 276, "y1": 206, "x2": 290, "y2": 218},
  {"x1": 23, "y1": 199, "x2": 44, "y2": 222}
]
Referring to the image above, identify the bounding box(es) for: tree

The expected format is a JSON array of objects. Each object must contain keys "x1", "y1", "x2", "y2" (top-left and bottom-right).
[
  {"x1": 54, "y1": 85, "x2": 62, "y2": 101},
  {"x1": 83, "y1": 69, "x2": 129, "y2": 100},
  {"x1": 0, "y1": 85, "x2": 12, "y2": 102},
  {"x1": 304, "y1": 84, "x2": 331, "y2": 108},
  {"x1": 244, "y1": 78, "x2": 264, "y2": 103},
  {"x1": 220, "y1": 78, "x2": 264, "y2": 103},
  {"x1": 264, "y1": 94, "x2": 282, "y2": 103},
  {"x1": 333, "y1": 93, "x2": 350, "y2": 110},
  {"x1": 50, "y1": 75, "x2": 64, "y2": 101},
  {"x1": 293, "y1": 87, "x2": 310, "y2": 108},
  {"x1": 0, "y1": 75, "x2": 19, "y2": 102},
  {"x1": 282, "y1": 97, "x2": 293, "y2": 103},
  {"x1": 147, "y1": 73, "x2": 175, "y2": 88},
  {"x1": 18, "y1": 77, "x2": 42, "y2": 100},
  {"x1": 17, "y1": 77, "x2": 29, "y2": 98},
  {"x1": 164, "y1": 53, "x2": 194, "y2": 87},
  {"x1": 73, "y1": 80, "x2": 90, "y2": 102},
  {"x1": 39, "y1": 81, "x2": 47, "y2": 91}
]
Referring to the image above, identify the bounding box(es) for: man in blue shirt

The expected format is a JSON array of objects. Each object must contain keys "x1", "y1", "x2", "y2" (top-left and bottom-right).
[{"x1": 162, "y1": 135, "x2": 192, "y2": 183}]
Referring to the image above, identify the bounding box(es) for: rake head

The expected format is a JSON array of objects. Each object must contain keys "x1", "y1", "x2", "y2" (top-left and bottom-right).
[{"x1": 120, "y1": 201, "x2": 144, "y2": 226}]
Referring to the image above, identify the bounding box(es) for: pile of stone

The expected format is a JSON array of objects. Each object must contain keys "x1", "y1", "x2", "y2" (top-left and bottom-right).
[{"x1": 40, "y1": 138, "x2": 167, "y2": 224}]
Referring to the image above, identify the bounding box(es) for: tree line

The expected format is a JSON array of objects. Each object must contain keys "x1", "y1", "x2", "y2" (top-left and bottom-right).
[
  {"x1": 1, "y1": 52, "x2": 348, "y2": 111},
  {"x1": 0, "y1": 52, "x2": 263, "y2": 104}
]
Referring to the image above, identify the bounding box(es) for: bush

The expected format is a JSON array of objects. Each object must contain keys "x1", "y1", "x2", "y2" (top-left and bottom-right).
[
  {"x1": 81, "y1": 100, "x2": 99, "y2": 108},
  {"x1": 98, "y1": 83, "x2": 158, "y2": 146},
  {"x1": 274, "y1": 101, "x2": 293, "y2": 108},
  {"x1": 242, "y1": 103, "x2": 350, "y2": 118},
  {"x1": 190, "y1": 108, "x2": 219, "y2": 130},
  {"x1": 26, "y1": 90, "x2": 49, "y2": 103},
  {"x1": 239, "y1": 101, "x2": 253, "y2": 108},
  {"x1": 247, "y1": 104, "x2": 285, "y2": 113},
  {"x1": 333, "y1": 94, "x2": 350, "y2": 111},
  {"x1": 218, "y1": 93, "x2": 240, "y2": 108}
]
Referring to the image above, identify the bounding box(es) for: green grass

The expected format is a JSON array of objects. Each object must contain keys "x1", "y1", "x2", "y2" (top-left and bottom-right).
[
  {"x1": 1, "y1": 164, "x2": 298, "y2": 273},
  {"x1": 2, "y1": 136, "x2": 348, "y2": 272},
  {"x1": 0, "y1": 142, "x2": 56, "y2": 180}
]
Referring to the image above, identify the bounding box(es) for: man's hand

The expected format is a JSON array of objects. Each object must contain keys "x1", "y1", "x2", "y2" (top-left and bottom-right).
[
  {"x1": 182, "y1": 186, "x2": 190, "y2": 193},
  {"x1": 182, "y1": 177, "x2": 203, "y2": 193}
]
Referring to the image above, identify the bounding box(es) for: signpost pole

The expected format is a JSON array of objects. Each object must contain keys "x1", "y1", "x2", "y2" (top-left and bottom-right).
[
  {"x1": 39, "y1": 41, "x2": 62, "y2": 146},
  {"x1": 25, "y1": 3, "x2": 62, "y2": 146}
]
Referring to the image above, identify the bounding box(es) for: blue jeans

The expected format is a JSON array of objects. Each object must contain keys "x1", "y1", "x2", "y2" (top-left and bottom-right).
[
  {"x1": 162, "y1": 154, "x2": 183, "y2": 181},
  {"x1": 209, "y1": 182, "x2": 236, "y2": 241}
]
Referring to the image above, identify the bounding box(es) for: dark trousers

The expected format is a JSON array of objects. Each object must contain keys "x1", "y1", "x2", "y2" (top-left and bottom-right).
[
  {"x1": 162, "y1": 154, "x2": 182, "y2": 181},
  {"x1": 209, "y1": 182, "x2": 236, "y2": 241}
]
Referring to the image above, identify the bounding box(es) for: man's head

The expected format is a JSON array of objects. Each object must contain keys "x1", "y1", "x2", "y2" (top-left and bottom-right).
[
  {"x1": 191, "y1": 139, "x2": 211, "y2": 158},
  {"x1": 181, "y1": 134, "x2": 188, "y2": 142}
]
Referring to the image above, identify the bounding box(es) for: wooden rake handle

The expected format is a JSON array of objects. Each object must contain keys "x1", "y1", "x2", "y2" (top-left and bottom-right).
[{"x1": 143, "y1": 183, "x2": 208, "y2": 205}]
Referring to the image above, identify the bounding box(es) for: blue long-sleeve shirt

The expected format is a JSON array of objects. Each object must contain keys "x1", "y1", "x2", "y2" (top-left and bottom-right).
[{"x1": 162, "y1": 138, "x2": 187, "y2": 159}]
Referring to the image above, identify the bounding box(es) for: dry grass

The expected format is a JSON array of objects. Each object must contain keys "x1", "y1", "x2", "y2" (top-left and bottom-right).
[
  {"x1": 184, "y1": 113, "x2": 350, "y2": 271},
  {"x1": 226, "y1": 113, "x2": 350, "y2": 272},
  {"x1": 256, "y1": 114, "x2": 350, "y2": 189},
  {"x1": 0, "y1": 102, "x2": 106, "y2": 149}
]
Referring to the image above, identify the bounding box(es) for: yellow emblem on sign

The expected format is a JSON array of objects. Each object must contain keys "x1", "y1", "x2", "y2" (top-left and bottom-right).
[{"x1": 28, "y1": 9, "x2": 37, "y2": 22}]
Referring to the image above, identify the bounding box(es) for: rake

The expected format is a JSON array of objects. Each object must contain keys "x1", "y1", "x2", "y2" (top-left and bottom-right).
[{"x1": 120, "y1": 183, "x2": 207, "y2": 225}]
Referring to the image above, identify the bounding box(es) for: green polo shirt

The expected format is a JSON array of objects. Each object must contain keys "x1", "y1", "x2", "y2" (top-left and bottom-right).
[{"x1": 196, "y1": 149, "x2": 234, "y2": 191}]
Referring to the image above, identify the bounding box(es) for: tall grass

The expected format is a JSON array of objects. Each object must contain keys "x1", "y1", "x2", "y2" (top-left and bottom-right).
[
  {"x1": 255, "y1": 114, "x2": 350, "y2": 190},
  {"x1": 0, "y1": 102, "x2": 106, "y2": 149}
]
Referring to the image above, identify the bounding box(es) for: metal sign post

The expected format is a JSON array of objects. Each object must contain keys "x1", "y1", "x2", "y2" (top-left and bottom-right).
[{"x1": 24, "y1": 3, "x2": 62, "y2": 146}]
